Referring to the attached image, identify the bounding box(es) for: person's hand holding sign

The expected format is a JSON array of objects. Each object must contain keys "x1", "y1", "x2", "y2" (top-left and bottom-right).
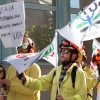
[{"x1": 16, "y1": 71, "x2": 26, "y2": 84}]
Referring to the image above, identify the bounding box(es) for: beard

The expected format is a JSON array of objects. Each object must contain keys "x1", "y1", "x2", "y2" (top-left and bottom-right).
[{"x1": 61, "y1": 60, "x2": 71, "y2": 67}]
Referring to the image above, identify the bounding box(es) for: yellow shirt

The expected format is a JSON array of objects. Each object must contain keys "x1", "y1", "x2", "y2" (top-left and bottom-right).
[{"x1": 5, "y1": 63, "x2": 41, "y2": 100}]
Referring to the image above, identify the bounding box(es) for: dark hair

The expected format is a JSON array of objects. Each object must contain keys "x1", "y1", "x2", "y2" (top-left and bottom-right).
[
  {"x1": 0, "y1": 65, "x2": 6, "y2": 79},
  {"x1": 0, "y1": 65, "x2": 7, "y2": 90},
  {"x1": 92, "y1": 55, "x2": 96, "y2": 63},
  {"x1": 68, "y1": 50, "x2": 78, "y2": 63},
  {"x1": 72, "y1": 50, "x2": 78, "y2": 61}
]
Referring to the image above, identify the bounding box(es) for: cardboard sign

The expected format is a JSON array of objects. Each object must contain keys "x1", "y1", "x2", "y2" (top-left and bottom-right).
[{"x1": 0, "y1": 1, "x2": 25, "y2": 47}]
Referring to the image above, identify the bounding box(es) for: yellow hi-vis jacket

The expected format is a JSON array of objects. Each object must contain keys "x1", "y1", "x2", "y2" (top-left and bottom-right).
[
  {"x1": 4, "y1": 63, "x2": 41, "y2": 100},
  {"x1": 83, "y1": 65, "x2": 97, "y2": 100},
  {"x1": 97, "y1": 82, "x2": 100, "y2": 100},
  {"x1": 24, "y1": 64, "x2": 87, "y2": 100}
]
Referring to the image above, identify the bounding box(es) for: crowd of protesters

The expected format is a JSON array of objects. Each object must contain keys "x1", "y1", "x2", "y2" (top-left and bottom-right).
[{"x1": 0, "y1": 36, "x2": 100, "y2": 100}]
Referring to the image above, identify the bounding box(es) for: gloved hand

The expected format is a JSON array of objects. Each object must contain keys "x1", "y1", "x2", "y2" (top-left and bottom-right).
[
  {"x1": 16, "y1": 71, "x2": 26, "y2": 84},
  {"x1": 16, "y1": 71, "x2": 23, "y2": 80}
]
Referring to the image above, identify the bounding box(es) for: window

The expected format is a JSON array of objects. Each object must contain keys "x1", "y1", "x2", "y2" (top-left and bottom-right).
[
  {"x1": 70, "y1": 0, "x2": 80, "y2": 8},
  {"x1": 39, "y1": 0, "x2": 53, "y2": 6},
  {"x1": 25, "y1": 9, "x2": 56, "y2": 52},
  {"x1": 15, "y1": 0, "x2": 55, "y2": 6},
  {"x1": 71, "y1": 14, "x2": 77, "y2": 20}
]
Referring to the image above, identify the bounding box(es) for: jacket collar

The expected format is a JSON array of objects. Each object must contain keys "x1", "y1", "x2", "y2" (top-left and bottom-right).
[{"x1": 60, "y1": 63, "x2": 75, "y2": 74}]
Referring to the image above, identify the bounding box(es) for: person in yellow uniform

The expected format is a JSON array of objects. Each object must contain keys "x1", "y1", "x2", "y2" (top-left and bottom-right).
[
  {"x1": 0, "y1": 36, "x2": 41, "y2": 100},
  {"x1": 77, "y1": 50, "x2": 97, "y2": 100},
  {"x1": 11, "y1": 39, "x2": 87, "y2": 100},
  {"x1": 91, "y1": 49, "x2": 100, "y2": 100}
]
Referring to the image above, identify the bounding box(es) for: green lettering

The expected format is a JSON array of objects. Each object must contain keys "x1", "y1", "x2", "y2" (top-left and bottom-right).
[
  {"x1": 41, "y1": 43, "x2": 54, "y2": 57},
  {"x1": 92, "y1": 45, "x2": 97, "y2": 52}
]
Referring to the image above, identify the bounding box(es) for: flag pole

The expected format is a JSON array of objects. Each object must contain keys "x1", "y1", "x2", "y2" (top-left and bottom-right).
[{"x1": 55, "y1": 30, "x2": 59, "y2": 94}]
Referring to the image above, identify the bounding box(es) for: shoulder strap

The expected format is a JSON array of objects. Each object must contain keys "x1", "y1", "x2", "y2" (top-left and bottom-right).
[
  {"x1": 53, "y1": 70, "x2": 56, "y2": 78},
  {"x1": 52, "y1": 66, "x2": 78, "y2": 88},
  {"x1": 52, "y1": 70, "x2": 56, "y2": 83},
  {"x1": 87, "y1": 93, "x2": 92, "y2": 98},
  {"x1": 71, "y1": 66, "x2": 78, "y2": 88}
]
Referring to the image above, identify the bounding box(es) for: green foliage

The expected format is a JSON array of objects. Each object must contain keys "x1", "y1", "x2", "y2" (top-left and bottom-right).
[{"x1": 25, "y1": 18, "x2": 53, "y2": 52}]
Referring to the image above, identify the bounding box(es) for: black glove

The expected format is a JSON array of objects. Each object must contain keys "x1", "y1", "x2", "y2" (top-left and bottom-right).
[{"x1": 18, "y1": 73, "x2": 23, "y2": 80}]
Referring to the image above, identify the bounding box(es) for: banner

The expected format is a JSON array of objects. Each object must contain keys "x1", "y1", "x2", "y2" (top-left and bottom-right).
[
  {"x1": 3, "y1": 47, "x2": 46, "y2": 74},
  {"x1": 58, "y1": 0, "x2": 100, "y2": 48},
  {"x1": 3, "y1": 53, "x2": 39, "y2": 73},
  {"x1": 3, "y1": 33, "x2": 58, "y2": 73},
  {"x1": 0, "y1": 1, "x2": 25, "y2": 48},
  {"x1": 42, "y1": 32, "x2": 58, "y2": 67}
]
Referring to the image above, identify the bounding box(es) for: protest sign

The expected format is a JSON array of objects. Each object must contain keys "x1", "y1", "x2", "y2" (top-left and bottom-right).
[
  {"x1": 42, "y1": 32, "x2": 58, "y2": 67},
  {"x1": 3, "y1": 53, "x2": 39, "y2": 74},
  {"x1": 58, "y1": 0, "x2": 100, "y2": 48},
  {"x1": 0, "y1": 1, "x2": 25, "y2": 48}
]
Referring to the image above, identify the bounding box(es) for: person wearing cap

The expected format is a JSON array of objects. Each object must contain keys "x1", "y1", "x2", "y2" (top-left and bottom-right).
[
  {"x1": 91, "y1": 49, "x2": 100, "y2": 100},
  {"x1": 0, "y1": 36, "x2": 41, "y2": 100},
  {"x1": 76, "y1": 49, "x2": 97, "y2": 100},
  {"x1": 14, "y1": 39, "x2": 87, "y2": 100}
]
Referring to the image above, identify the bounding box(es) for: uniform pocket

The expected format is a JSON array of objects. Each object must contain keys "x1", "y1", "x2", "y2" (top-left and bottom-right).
[{"x1": 62, "y1": 83, "x2": 75, "y2": 95}]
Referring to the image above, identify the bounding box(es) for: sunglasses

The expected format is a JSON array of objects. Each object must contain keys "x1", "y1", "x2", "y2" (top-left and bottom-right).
[
  {"x1": 60, "y1": 49, "x2": 69, "y2": 54},
  {"x1": 17, "y1": 46, "x2": 27, "y2": 50},
  {"x1": 0, "y1": 70, "x2": 4, "y2": 73}
]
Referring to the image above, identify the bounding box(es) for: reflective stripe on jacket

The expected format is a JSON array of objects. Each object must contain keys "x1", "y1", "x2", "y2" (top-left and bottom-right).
[{"x1": 25, "y1": 63, "x2": 87, "y2": 100}]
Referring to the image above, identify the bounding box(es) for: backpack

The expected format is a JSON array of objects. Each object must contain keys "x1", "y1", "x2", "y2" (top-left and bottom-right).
[
  {"x1": 52, "y1": 66, "x2": 92, "y2": 99},
  {"x1": 52, "y1": 66, "x2": 78, "y2": 88},
  {"x1": 71, "y1": 66, "x2": 78, "y2": 88}
]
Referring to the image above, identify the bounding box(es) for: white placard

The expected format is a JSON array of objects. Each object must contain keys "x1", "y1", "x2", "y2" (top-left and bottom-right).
[{"x1": 0, "y1": 1, "x2": 25, "y2": 48}]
